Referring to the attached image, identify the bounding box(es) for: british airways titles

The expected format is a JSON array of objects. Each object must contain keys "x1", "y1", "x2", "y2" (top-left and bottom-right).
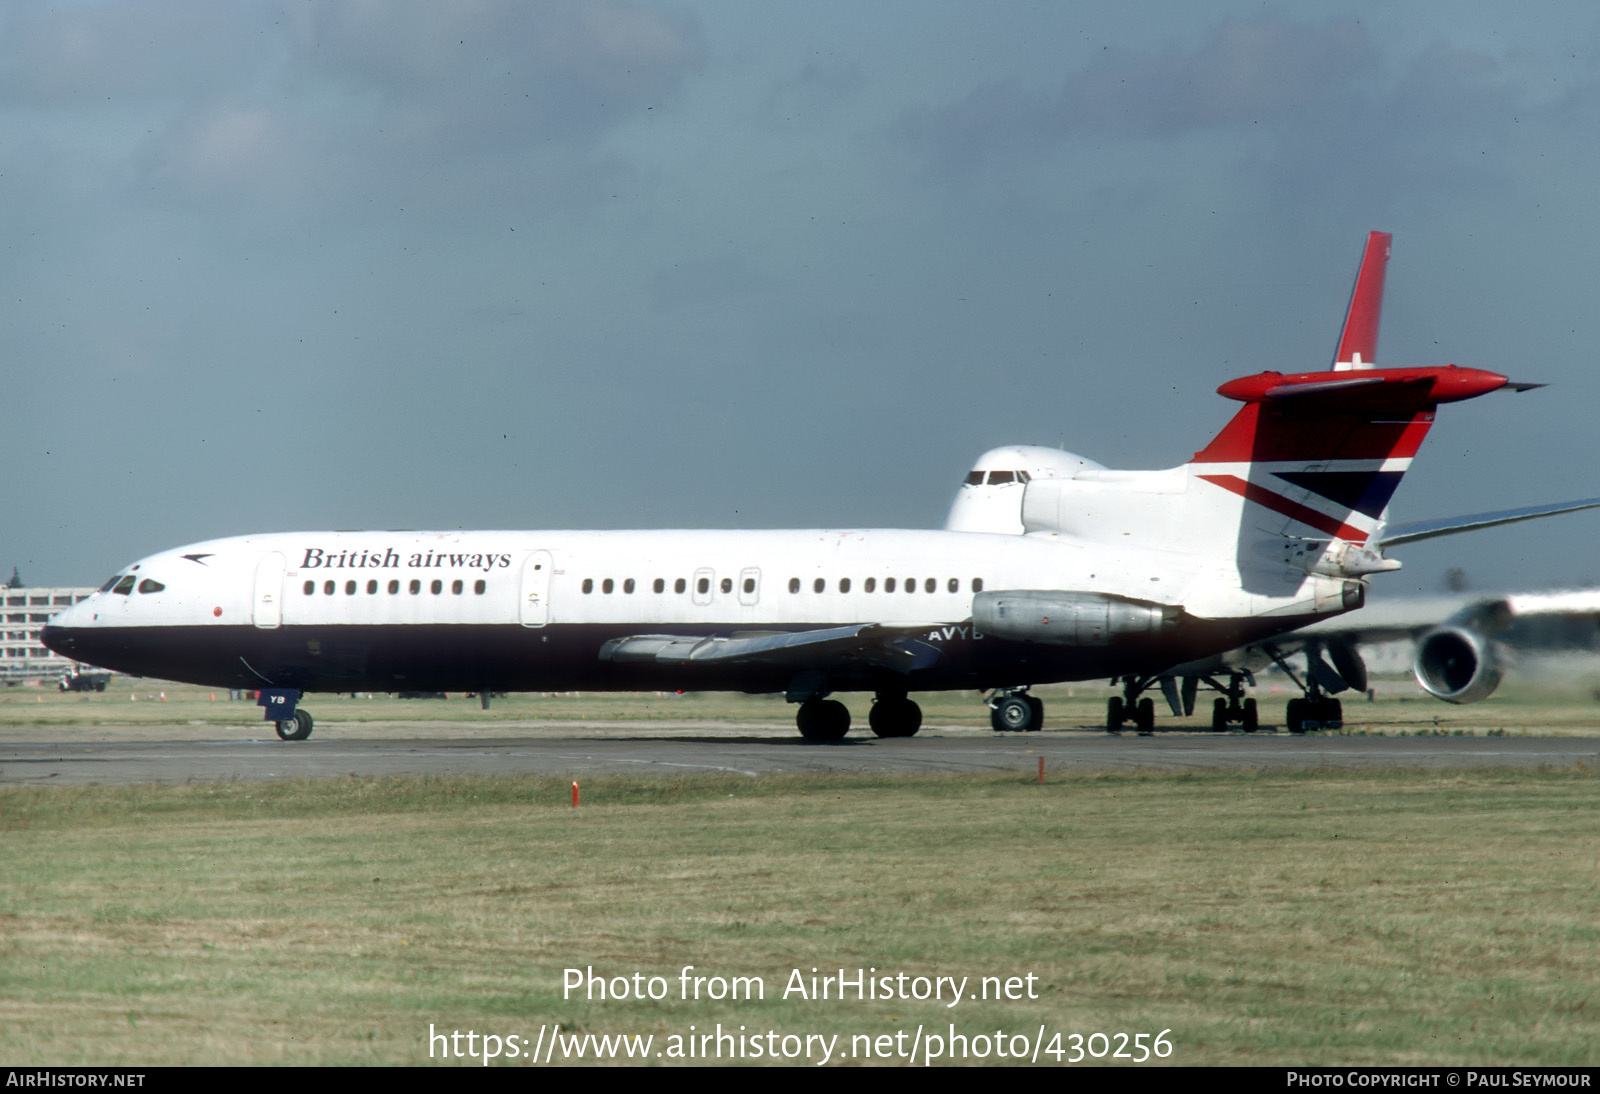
[{"x1": 299, "y1": 547, "x2": 513, "y2": 573}]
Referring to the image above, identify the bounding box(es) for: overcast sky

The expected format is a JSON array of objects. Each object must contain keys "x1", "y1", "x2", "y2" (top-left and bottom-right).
[{"x1": 7, "y1": 1, "x2": 1600, "y2": 597}]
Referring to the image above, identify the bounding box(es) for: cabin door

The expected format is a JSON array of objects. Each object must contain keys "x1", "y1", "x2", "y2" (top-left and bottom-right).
[
  {"x1": 519, "y1": 550, "x2": 552, "y2": 627},
  {"x1": 252, "y1": 553, "x2": 285, "y2": 629}
]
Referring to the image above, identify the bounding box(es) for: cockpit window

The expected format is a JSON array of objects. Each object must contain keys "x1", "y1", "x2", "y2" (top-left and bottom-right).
[
  {"x1": 964, "y1": 470, "x2": 984, "y2": 485},
  {"x1": 100, "y1": 574, "x2": 124, "y2": 592},
  {"x1": 136, "y1": 579, "x2": 165, "y2": 594},
  {"x1": 112, "y1": 575, "x2": 137, "y2": 595},
  {"x1": 987, "y1": 471, "x2": 1014, "y2": 484}
]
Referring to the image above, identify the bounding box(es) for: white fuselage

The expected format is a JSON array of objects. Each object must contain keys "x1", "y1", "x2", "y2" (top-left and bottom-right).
[{"x1": 41, "y1": 525, "x2": 1340, "y2": 697}]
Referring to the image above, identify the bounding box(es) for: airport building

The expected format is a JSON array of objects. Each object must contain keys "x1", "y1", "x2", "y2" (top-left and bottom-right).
[{"x1": 2, "y1": 586, "x2": 97, "y2": 685}]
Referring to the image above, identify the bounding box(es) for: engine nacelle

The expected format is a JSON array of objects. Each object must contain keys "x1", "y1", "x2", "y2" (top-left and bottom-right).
[
  {"x1": 1413, "y1": 625, "x2": 1504, "y2": 704},
  {"x1": 973, "y1": 591, "x2": 1180, "y2": 646}
]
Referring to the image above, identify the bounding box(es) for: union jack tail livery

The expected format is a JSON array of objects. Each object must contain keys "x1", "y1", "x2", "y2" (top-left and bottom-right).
[
  {"x1": 995, "y1": 233, "x2": 1513, "y2": 610},
  {"x1": 1190, "y1": 364, "x2": 1509, "y2": 552}
]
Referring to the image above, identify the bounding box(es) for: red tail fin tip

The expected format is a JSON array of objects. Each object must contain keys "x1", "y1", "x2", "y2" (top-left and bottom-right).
[{"x1": 1333, "y1": 230, "x2": 1391, "y2": 371}]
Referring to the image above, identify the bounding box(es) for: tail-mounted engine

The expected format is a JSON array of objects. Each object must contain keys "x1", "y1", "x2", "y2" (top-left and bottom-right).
[{"x1": 972, "y1": 591, "x2": 1180, "y2": 646}]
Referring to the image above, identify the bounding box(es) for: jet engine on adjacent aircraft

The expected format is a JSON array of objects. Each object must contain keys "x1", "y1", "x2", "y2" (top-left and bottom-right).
[
  {"x1": 1412, "y1": 624, "x2": 1505, "y2": 704},
  {"x1": 972, "y1": 591, "x2": 1180, "y2": 646}
]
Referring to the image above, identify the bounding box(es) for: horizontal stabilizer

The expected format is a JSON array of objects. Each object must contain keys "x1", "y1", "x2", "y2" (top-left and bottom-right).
[{"x1": 1382, "y1": 497, "x2": 1600, "y2": 548}]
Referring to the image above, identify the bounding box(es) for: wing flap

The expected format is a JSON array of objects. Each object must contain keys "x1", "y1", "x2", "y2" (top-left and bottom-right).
[{"x1": 599, "y1": 624, "x2": 944, "y2": 674}]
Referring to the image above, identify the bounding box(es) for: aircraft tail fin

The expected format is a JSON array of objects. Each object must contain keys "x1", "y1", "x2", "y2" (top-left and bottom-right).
[{"x1": 1332, "y1": 230, "x2": 1391, "y2": 371}]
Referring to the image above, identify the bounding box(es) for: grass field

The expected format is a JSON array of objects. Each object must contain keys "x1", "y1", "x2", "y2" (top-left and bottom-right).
[
  {"x1": 4, "y1": 677, "x2": 1599, "y2": 1066},
  {"x1": 3, "y1": 765, "x2": 1598, "y2": 1066}
]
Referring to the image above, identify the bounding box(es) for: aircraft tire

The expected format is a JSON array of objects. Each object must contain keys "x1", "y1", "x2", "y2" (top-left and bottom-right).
[
  {"x1": 1135, "y1": 697, "x2": 1156, "y2": 735},
  {"x1": 797, "y1": 699, "x2": 850, "y2": 741},
  {"x1": 1241, "y1": 698, "x2": 1258, "y2": 733},
  {"x1": 992, "y1": 695, "x2": 1036, "y2": 733},
  {"x1": 276, "y1": 709, "x2": 313, "y2": 742},
  {"x1": 1286, "y1": 698, "x2": 1307, "y2": 734},
  {"x1": 1106, "y1": 696, "x2": 1124, "y2": 733},
  {"x1": 1025, "y1": 695, "x2": 1044, "y2": 731},
  {"x1": 869, "y1": 697, "x2": 922, "y2": 738},
  {"x1": 1211, "y1": 697, "x2": 1229, "y2": 732}
]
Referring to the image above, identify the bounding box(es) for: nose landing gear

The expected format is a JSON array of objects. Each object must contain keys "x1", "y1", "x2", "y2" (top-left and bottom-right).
[{"x1": 259, "y1": 688, "x2": 313, "y2": 741}]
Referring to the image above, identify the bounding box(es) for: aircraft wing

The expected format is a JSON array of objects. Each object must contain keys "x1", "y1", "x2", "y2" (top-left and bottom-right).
[{"x1": 599, "y1": 624, "x2": 944, "y2": 674}]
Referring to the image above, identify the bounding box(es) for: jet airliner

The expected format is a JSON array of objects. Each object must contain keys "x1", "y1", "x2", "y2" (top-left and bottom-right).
[{"x1": 42, "y1": 233, "x2": 1576, "y2": 740}]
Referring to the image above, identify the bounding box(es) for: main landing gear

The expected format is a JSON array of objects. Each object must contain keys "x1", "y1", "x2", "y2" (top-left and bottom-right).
[
  {"x1": 1106, "y1": 676, "x2": 1157, "y2": 735},
  {"x1": 987, "y1": 688, "x2": 1044, "y2": 733},
  {"x1": 1264, "y1": 641, "x2": 1360, "y2": 734},
  {"x1": 790, "y1": 683, "x2": 924, "y2": 741},
  {"x1": 1189, "y1": 671, "x2": 1258, "y2": 733},
  {"x1": 796, "y1": 698, "x2": 851, "y2": 741},
  {"x1": 869, "y1": 693, "x2": 922, "y2": 738}
]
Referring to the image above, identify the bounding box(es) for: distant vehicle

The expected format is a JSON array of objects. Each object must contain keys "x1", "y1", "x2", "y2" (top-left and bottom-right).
[
  {"x1": 38, "y1": 233, "x2": 1582, "y2": 741},
  {"x1": 60, "y1": 670, "x2": 112, "y2": 692}
]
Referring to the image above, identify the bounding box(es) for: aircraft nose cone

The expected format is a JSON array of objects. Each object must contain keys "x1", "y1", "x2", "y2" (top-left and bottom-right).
[{"x1": 40, "y1": 623, "x2": 74, "y2": 656}]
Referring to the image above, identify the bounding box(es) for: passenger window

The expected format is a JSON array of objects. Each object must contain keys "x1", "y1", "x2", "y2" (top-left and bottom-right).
[
  {"x1": 839, "y1": 577, "x2": 851, "y2": 593},
  {"x1": 367, "y1": 580, "x2": 379, "y2": 594},
  {"x1": 813, "y1": 578, "x2": 825, "y2": 594},
  {"x1": 675, "y1": 578, "x2": 687, "y2": 594},
  {"x1": 389, "y1": 579, "x2": 400, "y2": 594},
  {"x1": 624, "y1": 578, "x2": 635, "y2": 594},
  {"x1": 430, "y1": 579, "x2": 443, "y2": 595},
  {"x1": 303, "y1": 580, "x2": 315, "y2": 596},
  {"x1": 582, "y1": 578, "x2": 594, "y2": 594},
  {"x1": 653, "y1": 578, "x2": 664, "y2": 593},
  {"x1": 324, "y1": 580, "x2": 336, "y2": 595},
  {"x1": 789, "y1": 578, "x2": 800, "y2": 594},
  {"x1": 865, "y1": 577, "x2": 876, "y2": 593},
  {"x1": 345, "y1": 580, "x2": 357, "y2": 595},
  {"x1": 948, "y1": 578, "x2": 958, "y2": 593},
  {"x1": 972, "y1": 578, "x2": 983, "y2": 592},
  {"x1": 474, "y1": 579, "x2": 486, "y2": 594},
  {"x1": 409, "y1": 579, "x2": 421, "y2": 595},
  {"x1": 452, "y1": 579, "x2": 463, "y2": 595},
  {"x1": 885, "y1": 577, "x2": 896, "y2": 593},
  {"x1": 925, "y1": 578, "x2": 936, "y2": 593},
  {"x1": 718, "y1": 577, "x2": 730, "y2": 594},
  {"x1": 602, "y1": 579, "x2": 614, "y2": 594},
  {"x1": 743, "y1": 577, "x2": 756, "y2": 594},
  {"x1": 905, "y1": 579, "x2": 915, "y2": 594},
  {"x1": 136, "y1": 579, "x2": 165, "y2": 594},
  {"x1": 697, "y1": 577, "x2": 709, "y2": 595}
]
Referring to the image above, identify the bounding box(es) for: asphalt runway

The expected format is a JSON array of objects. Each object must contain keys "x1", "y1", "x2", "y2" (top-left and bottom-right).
[{"x1": 3, "y1": 726, "x2": 1598, "y2": 785}]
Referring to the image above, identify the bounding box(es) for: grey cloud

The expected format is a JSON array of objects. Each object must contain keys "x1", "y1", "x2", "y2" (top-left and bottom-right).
[
  {"x1": 0, "y1": 0, "x2": 273, "y2": 105},
  {"x1": 285, "y1": 0, "x2": 704, "y2": 150},
  {"x1": 1057, "y1": 16, "x2": 1375, "y2": 136},
  {"x1": 895, "y1": 15, "x2": 1378, "y2": 170},
  {"x1": 2, "y1": 1, "x2": 704, "y2": 220}
]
